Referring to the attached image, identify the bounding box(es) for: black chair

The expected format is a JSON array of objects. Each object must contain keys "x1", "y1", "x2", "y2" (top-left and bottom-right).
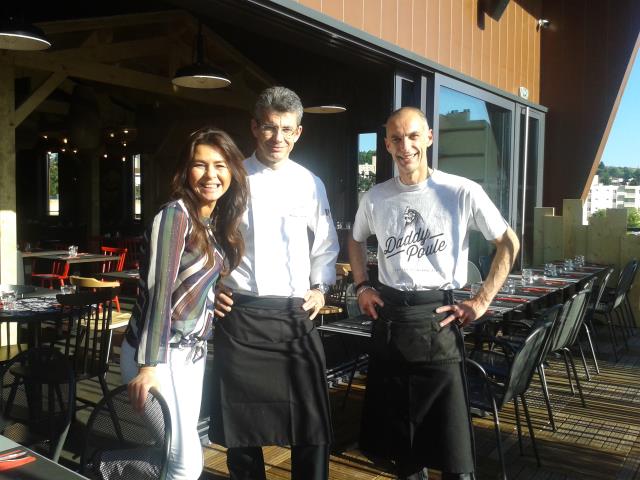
[
  {"x1": 469, "y1": 303, "x2": 564, "y2": 431},
  {"x1": 80, "y1": 384, "x2": 172, "y2": 480},
  {"x1": 532, "y1": 280, "x2": 594, "y2": 430},
  {"x1": 0, "y1": 346, "x2": 76, "y2": 462},
  {"x1": 55, "y1": 289, "x2": 117, "y2": 408},
  {"x1": 579, "y1": 268, "x2": 614, "y2": 377},
  {"x1": 466, "y1": 320, "x2": 555, "y2": 480},
  {"x1": 594, "y1": 260, "x2": 638, "y2": 360}
]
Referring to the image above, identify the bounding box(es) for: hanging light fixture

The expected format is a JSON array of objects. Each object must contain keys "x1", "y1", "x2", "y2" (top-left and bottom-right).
[
  {"x1": 0, "y1": 17, "x2": 51, "y2": 51},
  {"x1": 172, "y1": 23, "x2": 230, "y2": 89},
  {"x1": 304, "y1": 103, "x2": 347, "y2": 114}
]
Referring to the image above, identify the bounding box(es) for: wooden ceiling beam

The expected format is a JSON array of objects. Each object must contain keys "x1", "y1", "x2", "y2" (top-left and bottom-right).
[
  {"x1": 37, "y1": 11, "x2": 186, "y2": 35},
  {"x1": 14, "y1": 72, "x2": 67, "y2": 127},
  {"x1": 2, "y1": 53, "x2": 251, "y2": 110},
  {"x1": 45, "y1": 36, "x2": 173, "y2": 64}
]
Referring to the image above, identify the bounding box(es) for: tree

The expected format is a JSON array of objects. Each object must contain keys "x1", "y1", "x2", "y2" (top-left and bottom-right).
[
  {"x1": 628, "y1": 208, "x2": 640, "y2": 229},
  {"x1": 589, "y1": 209, "x2": 606, "y2": 224},
  {"x1": 358, "y1": 150, "x2": 375, "y2": 165}
]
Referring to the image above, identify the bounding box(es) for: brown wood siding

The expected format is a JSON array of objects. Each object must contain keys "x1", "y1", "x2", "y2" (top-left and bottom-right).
[
  {"x1": 540, "y1": 0, "x2": 640, "y2": 212},
  {"x1": 297, "y1": 0, "x2": 542, "y2": 102}
]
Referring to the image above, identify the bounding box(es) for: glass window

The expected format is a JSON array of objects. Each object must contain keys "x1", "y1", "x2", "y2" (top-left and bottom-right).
[
  {"x1": 46, "y1": 152, "x2": 59, "y2": 216},
  {"x1": 436, "y1": 85, "x2": 513, "y2": 265},
  {"x1": 133, "y1": 154, "x2": 142, "y2": 220},
  {"x1": 357, "y1": 133, "x2": 376, "y2": 197},
  {"x1": 516, "y1": 112, "x2": 542, "y2": 266},
  {"x1": 437, "y1": 86, "x2": 512, "y2": 213}
]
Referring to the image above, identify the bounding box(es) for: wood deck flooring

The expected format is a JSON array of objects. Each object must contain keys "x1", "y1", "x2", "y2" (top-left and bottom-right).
[
  {"x1": 68, "y1": 311, "x2": 640, "y2": 479},
  {"x1": 200, "y1": 323, "x2": 640, "y2": 480}
]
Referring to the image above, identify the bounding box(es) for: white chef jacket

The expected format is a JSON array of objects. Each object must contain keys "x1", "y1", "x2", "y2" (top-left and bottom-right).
[{"x1": 224, "y1": 153, "x2": 339, "y2": 297}]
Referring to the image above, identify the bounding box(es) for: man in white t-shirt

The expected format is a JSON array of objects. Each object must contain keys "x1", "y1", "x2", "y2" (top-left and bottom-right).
[{"x1": 348, "y1": 107, "x2": 519, "y2": 480}]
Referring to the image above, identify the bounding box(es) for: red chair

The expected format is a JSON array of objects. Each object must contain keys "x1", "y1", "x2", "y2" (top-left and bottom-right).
[
  {"x1": 117, "y1": 236, "x2": 143, "y2": 269},
  {"x1": 31, "y1": 259, "x2": 70, "y2": 288},
  {"x1": 100, "y1": 246, "x2": 127, "y2": 311}
]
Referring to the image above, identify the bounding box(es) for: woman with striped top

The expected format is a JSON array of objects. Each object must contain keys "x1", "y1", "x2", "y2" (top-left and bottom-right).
[{"x1": 121, "y1": 127, "x2": 248, "y2": 480}]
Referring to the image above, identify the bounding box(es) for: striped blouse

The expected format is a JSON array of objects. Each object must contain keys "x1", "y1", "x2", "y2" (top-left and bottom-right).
[{"x1": 125, "y1": 199, "x2": 223, "y2": 365}]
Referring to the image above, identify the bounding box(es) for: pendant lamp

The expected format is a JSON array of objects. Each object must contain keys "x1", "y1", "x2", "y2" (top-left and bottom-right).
[
  {"x1": 172, "y1": 23, "x2": 230, "y2": 89},
  {"x1": 304, "y1": 103, "x2": 347, "y2": 114},
  {"x1": 0, "y1": 17, "x2": 51, "y2": 51}
]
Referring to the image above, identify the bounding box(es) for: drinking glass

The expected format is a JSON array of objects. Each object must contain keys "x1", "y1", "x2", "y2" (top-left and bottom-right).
[
  {"x1": 564, "y1": 258, "x2": 574, "y2": 272},
  {"x1": 574, "y1": 255, "x2": 585, "y2": 268},
  {"x1": 470, "y1": 282, "x2": 483, "y2": 298},
  {"x1": 544, "y1": 263, "x2": 557, "y2": 278},
  {"x1": 521, "y1": 268, "x2": 533, "y2": 285},
  {"x1": 1, "y1": 291, "x2": 16, "y2": 310},
  {"x1": 500, "y1": 278, "x2": 516, "y2": 294},
  {"x1": 68, "y1": 245, "x2": 78, "y2": 257},
  {"x1": 61, "y1": 284, "x2": 76, "y2": 295}
]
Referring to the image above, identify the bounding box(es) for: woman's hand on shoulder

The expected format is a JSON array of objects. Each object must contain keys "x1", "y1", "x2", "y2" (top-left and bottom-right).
[{"x1": 127, "y1": 366, "x2": 160, "y2": 414}]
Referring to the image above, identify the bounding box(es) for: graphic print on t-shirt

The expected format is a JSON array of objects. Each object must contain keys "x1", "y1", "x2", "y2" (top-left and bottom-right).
[{"x1": 383, "y1": 206, "x2": 448, "y2": 262}]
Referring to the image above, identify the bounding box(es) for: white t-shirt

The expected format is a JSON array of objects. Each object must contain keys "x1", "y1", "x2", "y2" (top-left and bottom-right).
[
  {"x1": 352, "y1": 170, "x2": 508, "y2": 290},
  {"x1": 225, "y1": 153, "x2": 339, "y2": 297}
]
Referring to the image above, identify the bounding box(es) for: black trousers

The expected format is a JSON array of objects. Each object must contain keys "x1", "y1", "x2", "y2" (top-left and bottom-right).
[{"x1": 227, "y1": 445, "x2": 329, "y2": 480}]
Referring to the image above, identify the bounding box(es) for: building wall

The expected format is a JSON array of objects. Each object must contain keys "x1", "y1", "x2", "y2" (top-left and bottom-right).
[
  {"x1": 540, "y1": 0, "x2": 640, "y2": 212},
  {"x1": 296, "y1": 0, "x2": 542, "y2": 102}
]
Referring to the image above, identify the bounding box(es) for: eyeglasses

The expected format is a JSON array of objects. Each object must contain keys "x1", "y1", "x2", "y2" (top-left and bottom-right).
[{"x1": 257, "y1": 123, "x2": 299, "y2": 140}]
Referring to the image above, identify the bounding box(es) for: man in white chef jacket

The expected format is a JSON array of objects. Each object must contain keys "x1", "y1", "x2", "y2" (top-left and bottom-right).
[{"x1": 209, "y1": 86, "x2": 339, "y2": 480}]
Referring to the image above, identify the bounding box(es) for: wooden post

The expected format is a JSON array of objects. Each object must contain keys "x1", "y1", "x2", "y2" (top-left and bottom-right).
[{"x1": 0, "y1": 60, "x2": 17, "y2": 285}]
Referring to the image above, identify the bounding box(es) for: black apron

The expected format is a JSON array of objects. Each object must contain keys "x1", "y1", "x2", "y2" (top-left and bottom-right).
[
  {"x1": 209, "y1": 295, "x2": 332, "y2": 448},
  {"x1": 359, "y1": 287, "x2": 475, "y2": 475}
]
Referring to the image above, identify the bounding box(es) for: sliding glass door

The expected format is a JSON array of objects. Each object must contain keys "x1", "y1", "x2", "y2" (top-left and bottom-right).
[{"x1": 433, "y1": 76, "x2": 516, "y2": 265}]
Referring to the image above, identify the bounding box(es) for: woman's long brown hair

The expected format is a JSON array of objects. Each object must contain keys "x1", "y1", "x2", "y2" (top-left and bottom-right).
[{"x1": 170, "y1": 127, "x2": 248, "y2": 275}]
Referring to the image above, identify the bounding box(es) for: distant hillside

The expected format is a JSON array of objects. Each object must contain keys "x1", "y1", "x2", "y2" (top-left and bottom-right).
[{"x1": 597, "y1": 163, "x2": 640, "y2": 185}]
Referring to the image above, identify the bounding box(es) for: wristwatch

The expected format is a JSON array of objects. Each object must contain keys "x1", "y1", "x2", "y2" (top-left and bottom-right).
[{"x1": 311, "y1": 283, "x2": 330, "y2": 294}]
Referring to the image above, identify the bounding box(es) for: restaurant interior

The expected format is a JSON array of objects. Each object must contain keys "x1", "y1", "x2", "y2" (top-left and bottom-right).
[
  {"x1": 10, "y1": 1, "x2": 395, "y2": 257},
  {"x1": 1, "y1": 1, "x2": 640, "y2": 479}
]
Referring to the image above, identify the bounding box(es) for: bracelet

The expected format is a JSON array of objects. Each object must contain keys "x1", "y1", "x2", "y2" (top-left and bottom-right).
[
  {"x1": 356, "y1": 285, "x2": 376, "y2": 299},
  {"x1": 354, "y1": 280, "x2": 372, "y2": 291}
]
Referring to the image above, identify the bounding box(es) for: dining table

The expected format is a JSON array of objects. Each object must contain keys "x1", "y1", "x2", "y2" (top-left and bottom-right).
[
  {"x1": 0, "y1": 434, "x2": 85, "y2": 479},
  {"x1": 96, "y1": 268, "x2": 140, "y2": 284},
  {"x1": 19, "y1": 250, "x2": 120, "y2": 285},
  {"x1": 0, "y1": 286, "x2": 65, "y2": 350},
  {"x1": 318, "y1": 262, "x2": 610, "y2": 339}
]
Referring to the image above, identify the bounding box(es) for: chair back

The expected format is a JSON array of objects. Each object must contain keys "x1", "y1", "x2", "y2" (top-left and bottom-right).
[
  {"x1": 586, "y1": 268, "x2": 614, "y2": 320},
  {"x1": 612, "y1": 259, "x2": 638, "y2": 309},
  {"x1": 548, "y1": 279, "x2": 594, "y2": 353},
  {"x1": 326, "y1": 263, "x2": 351, "y2": 307},
  {"x1": 117, "y1": 236, "x2": 143, "y2": 269},
  {"x1": 0, "y1": 347, "x2": 76, "y2": 462},
  {"x1": 56, "y1": 290, "x2": 116, "y2": 381},
  {"x1": 101, "y1": 246, "x2": 128, "y2": 274},
  {"x1": 467, "y1": 261, "x2": 482, "y2": 284},
  {"x1": 80, "y1": 384, "x2": 172, "y2": 480},
  {"x1": 53, "y1": 259, "x2": 70, "y2": 277},
  {"x1": 502, "y1": 321, "x2": 554, "y2": 404},
  {"x1": 70, "y1": 275, "x2": 120, "y2": 290}
]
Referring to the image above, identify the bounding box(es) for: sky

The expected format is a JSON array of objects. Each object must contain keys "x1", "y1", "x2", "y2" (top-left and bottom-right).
[{"x1": 599, "y1": 53, "x2": 640, "y2": 169}]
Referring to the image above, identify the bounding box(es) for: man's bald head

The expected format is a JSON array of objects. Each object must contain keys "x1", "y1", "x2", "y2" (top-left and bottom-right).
[{"x1": 386, "y1": 107, "x2": 430, "y2": 134}]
